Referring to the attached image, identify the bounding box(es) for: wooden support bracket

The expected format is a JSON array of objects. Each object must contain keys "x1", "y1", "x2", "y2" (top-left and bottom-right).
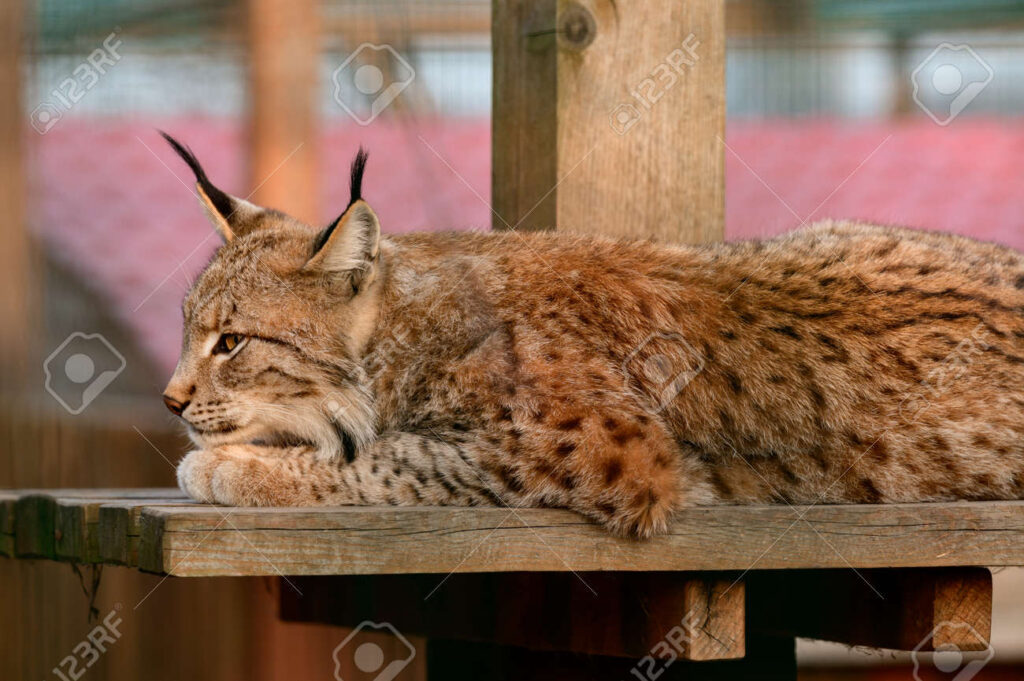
[
  {"x1": 280, "y1": 572, "x2": 746, "y2": 661},
  {"x1": 749, "y1": 568, "x2": 993, "y2": 652}
]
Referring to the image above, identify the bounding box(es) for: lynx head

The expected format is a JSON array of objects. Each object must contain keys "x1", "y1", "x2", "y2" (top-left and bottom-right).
[{"x1": 160, "y1": 132, "x2": 380, "y2": 461}]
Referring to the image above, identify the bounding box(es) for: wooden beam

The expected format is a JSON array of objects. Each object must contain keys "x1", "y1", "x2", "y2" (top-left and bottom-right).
[
  {"x1": 246, "y1": 0, "x2": 319, "y2": 223},
  {"x1": 3, "y1": 491, "x2": 1024, "y2": 577},
  {"x1": 0, "y1": 0, "x2": 34, "y2": 380},
  {"x1": 492, "y1": 0, "x2": 725, "y2": 243},
  {"x1": 136, "y1": 502, "x2": 1024, "y2": 576},
  {"x1": 280, "y1": 572, "x2": 744, "y2": 661},
  {"x1": 749, "y1": 568, "x2": 992, "y2": 652}
]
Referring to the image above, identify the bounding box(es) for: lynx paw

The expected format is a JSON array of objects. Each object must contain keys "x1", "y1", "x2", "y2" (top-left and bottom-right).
[
  {"x1": 177, "y1": 446, "x2": 297, "y2": 506},
  {"x1": 176, "y1": 449, "x2": 220, "y2": 503}
]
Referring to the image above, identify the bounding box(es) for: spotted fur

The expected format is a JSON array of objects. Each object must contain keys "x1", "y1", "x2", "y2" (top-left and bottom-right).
[{"x1": 163, "y1": 136, "x2": 1024, "y2": 538}]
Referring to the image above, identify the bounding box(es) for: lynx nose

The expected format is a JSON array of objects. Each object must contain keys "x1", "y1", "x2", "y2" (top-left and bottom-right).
[{"x1": 162, "y1": 394, "x2": 189, "y2": 416}]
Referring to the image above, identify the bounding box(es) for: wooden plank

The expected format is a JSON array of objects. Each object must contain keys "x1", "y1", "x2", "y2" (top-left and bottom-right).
[
  {"x1": 13, "y1": 494, "x2": 56, "y2": 559},
  {"x1": 492, "y1": 0, "x2": 725, "y2": 243},
  {"x1": 750, "y1": 569, "x2": 993, "y2": 652},
  {"x1": 0, "y1": 488, "x2": 184, "y2": 564},
  {"x1": 97, "y1": 496, "x2": 192, "y2": 566},
  {"x1": 53, "y1": 492, "x2": 188, "y2": 563},
  {"x1": 135, "y1": 501, "x2": 1024, "y2": 577},
  {"x1": 280, "y1": 572, "x2": 744, "y2": 661}
]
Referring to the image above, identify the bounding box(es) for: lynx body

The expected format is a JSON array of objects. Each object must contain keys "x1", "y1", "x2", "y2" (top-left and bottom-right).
[{"x1": 162, "y1": 136, "x2": 1024, "y2": 537}]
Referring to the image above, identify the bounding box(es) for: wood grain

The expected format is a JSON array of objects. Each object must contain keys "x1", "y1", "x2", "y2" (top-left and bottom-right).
[
  {"x1": 492, "y1": 0, "x2": 725, "y2": 242},
  {"x1": 141, "y1": 501, "x2": 1024, "y2": 577},
  {"x1": 681, "y1": 577, "x2": 745, "y2": 660},
  {"x1": 3, "y1": 491, "x2": 1023, "y2": 577}
]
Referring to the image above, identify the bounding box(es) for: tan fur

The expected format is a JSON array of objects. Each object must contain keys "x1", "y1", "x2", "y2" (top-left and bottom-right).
[{"x1": 164, "y1": 165, "x2": 1024, "y2": 538}]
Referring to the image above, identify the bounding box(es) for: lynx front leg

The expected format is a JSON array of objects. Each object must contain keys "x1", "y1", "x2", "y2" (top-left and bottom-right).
[
  {"x1": 177, "y1": 445, "x2": 321, "y2": 506},
  {"x1": 175, "y1": 434, "x2": 521, "y2": 508}
]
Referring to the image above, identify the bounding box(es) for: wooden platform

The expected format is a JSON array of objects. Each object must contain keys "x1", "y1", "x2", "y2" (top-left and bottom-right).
[{"x1": 3, "y1": 488, "x2": 1023, "y2": 577}]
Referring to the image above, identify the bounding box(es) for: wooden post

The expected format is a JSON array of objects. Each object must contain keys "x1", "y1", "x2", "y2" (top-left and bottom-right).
[
  {"x1": 489, "y1": 0, "x2": 732, "y2": 675},
  {"x1": 0, "y1": 0, "x2": 34, "y2": 381},
  {"x1": 492, "y1": 0, "x2": 725, "y2": 243},
  {"x1": 246, "y1": 0, "x2": 320, "y2": 223}
]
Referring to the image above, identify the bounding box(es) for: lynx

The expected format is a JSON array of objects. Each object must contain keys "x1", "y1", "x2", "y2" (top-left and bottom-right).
[{"x1": 161, "y1": 133, "x2": 1024, "y2": 538}]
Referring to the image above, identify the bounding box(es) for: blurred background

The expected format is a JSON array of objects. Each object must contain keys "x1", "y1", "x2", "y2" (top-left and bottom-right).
[{"x1": 1, "y1": 0, "x2": 1023, "y2": 678}]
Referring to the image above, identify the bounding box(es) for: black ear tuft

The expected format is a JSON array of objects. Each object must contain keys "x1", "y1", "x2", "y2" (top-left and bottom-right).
[
  {"x1": 348, "y1": 147, "x2": 368, "y2": 209},
  {"x1": 159, "y1": 130, "x2": 235, "y2": 220}
]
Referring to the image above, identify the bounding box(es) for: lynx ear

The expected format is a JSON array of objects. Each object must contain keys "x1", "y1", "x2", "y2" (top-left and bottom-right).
[
  {"x1": 159, "y1": 131, "x2": 262, "y2": 242},
  {"x1": 305, "y1": 149, "x2": 380, "y2": 292}
]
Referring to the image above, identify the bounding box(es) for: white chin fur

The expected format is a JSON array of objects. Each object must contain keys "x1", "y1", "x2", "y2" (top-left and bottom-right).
[{"x1": 184, "y1": 386, "x2": 377, "y2": 460}]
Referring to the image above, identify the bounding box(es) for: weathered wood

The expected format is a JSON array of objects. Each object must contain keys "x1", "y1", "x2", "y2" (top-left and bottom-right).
[
  {"x1": 138, "y1": 501, "x2": 1024, "y2": 577},
  {"x1": 14, "y1": 494, "x2": 56, "y2": 559},
  {"x1": 1, "y1": 489, "x2": 184, "y2": 564},
  {"x1": 681, "y1": 577, "x2": 745, "y2": 660},
  {"x1": 53, "y1": 491, "x2": 187, "y2": 563},
  {"x1": 98, "y1": 497, "x2": 191, "y2": 566},
  {"x1": 492, "y1": 0, "x2": 725, "y2": 242},
  {"x1": 3, "y1": 491, "x2": 1024, "y2": 577},
  {"x1": 926, "y1": 568, "x2": 992, "y2": 651},
  {"x1": 749, "y1": 569, "x2": 993, "y2": 653},
  {"x1": 280, "y1": 572, "x2": 744, "y2": 661}
]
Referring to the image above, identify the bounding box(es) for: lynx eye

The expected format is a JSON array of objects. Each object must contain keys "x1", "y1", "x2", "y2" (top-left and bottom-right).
[{"x1": 213, "y1": 333, "x2": 244, "y2": 356}]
